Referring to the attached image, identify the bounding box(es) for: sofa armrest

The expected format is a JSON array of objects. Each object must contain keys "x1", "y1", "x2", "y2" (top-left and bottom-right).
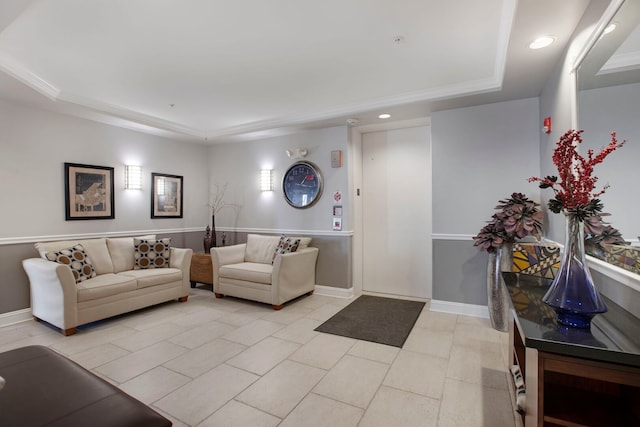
[
  {"x1": 272, "y1": 247, "x2": 319, "y2": 305},
  {"x1": 22, "y1": 258, "x2": 78, "y2": 330},
  {"x1": 170, "y1": 247, "x2": 193, "y2": 294},
  {"x1": 211, "y1": 244, "x2": 246, "y2": 286}
]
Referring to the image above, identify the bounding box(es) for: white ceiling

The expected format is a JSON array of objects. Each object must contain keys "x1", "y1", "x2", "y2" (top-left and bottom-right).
[
  {"x1": 578, "y1": 0, "x2": 640, "y2": 90},
  {"x1": 0, "y1": 0, "x2": 591, "y2": 143}
]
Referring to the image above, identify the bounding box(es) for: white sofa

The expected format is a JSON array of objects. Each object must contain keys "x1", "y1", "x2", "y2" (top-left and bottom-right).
[
  {"x1": 22, "y1": 235, "x2": 192, "y2": 335},
  {"x1": 211, "y1": 234, "x2": 318, "y2": 309}
]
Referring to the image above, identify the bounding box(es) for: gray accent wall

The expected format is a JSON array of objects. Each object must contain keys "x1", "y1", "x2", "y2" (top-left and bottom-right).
[
  {"x1": 432, "y1": 239, "x2": 489, "y2": 305},
  {"x1": 0, "y1": 243, "x2": 35, "y2": 314}
]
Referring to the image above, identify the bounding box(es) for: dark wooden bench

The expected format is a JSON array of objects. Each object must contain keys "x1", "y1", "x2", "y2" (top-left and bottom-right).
[{"x1": 0, "y1": 345, "x2": 171, "y2": 426}]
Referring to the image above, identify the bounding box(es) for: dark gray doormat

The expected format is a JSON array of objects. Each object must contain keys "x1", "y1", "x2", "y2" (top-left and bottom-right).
[{"x1": 314, "y1": 295, "x2": 426, "y2": 348}]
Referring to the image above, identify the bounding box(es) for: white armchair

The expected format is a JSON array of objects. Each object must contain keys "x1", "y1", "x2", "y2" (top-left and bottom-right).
[{"x1": 211, "y1": 234, "x2": 319, "y2": 309}]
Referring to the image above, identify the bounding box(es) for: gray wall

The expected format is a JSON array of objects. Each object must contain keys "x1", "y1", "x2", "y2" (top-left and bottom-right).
[
  {"x1": 430, "y1": 97, "x2": 540, "y2": 303},
  {"x1": 538, "y1": 0, "x2": 640, "y2": 316},
  {"x1": 0, "y1": 99, "x2": 210, "y2": 314},
  {"x1": 207, "y1": 126, "x2": 352, "y2": 289},
  {"x1": 0, "y1": 94, "x2": 547, "y2": 314},
  {"x1": 538, "y1": 0, "x2": 613, "y2": 243},
  {"x1": 207, "y1": 126, "x2": 350, "y2": 232},
  {"x1": 0, "y1": 0, "x2": 623, "y2": 315},
  {"x1": 0, "y1": 103, "x2": 353, "y2": 316},
  {"x1": 578, "y1": 82, "x2": 640, "y2": 240},
  {"x1": 0, "y1": 100, "x2": 210, "y2": 237}
]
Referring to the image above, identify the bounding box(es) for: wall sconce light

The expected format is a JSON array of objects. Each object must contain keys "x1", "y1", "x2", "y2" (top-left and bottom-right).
[
  {"x1": 260, "y1": 169, "x2": 273, "y2": 191},
  {"x1": 125, "y1": 165, "x2": 142, "y2": 190}
]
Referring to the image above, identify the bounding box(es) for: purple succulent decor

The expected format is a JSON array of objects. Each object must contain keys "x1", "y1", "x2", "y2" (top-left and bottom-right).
[
  {"x1": 473, "y1": 193, "x2": 544, "y2": 253},
  {"x1": 583, "y1": 212, "x2": 628, "y2": 259}
]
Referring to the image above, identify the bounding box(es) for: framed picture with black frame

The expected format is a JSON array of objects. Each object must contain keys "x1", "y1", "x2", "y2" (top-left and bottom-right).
[
  {"x1": 64, "y1": 162, "x2": 115, "y2": 220},
  {"x1": 151, "y1": 173, "x2": 183, "y2": 218}
]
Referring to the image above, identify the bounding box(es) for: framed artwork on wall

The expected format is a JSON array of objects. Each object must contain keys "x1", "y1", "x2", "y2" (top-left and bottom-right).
[
  {"x1": 151, "y1": 173, "x2": 183, "y2": 218},
  {"x1": 64, "y1": 162, "x2": 115, "y2": 220}
]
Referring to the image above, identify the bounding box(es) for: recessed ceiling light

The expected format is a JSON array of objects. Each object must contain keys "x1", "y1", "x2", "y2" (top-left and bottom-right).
[
  {"x1": 603, "y1": 22, "x2": 617, "y2": 35},
  {"x1": 378, "y1": 113, "x2": 391, "y2": 119},
  {"x1": 529, "y1": 36, "x2": 556, "y2": 50}
]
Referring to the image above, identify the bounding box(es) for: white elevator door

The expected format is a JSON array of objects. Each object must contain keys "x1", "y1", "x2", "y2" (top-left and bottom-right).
[{"x1": 362, "y1": 126, "x2": 432, "y2": 299}]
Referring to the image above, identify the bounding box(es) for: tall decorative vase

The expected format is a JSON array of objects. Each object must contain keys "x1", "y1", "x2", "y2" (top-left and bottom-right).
[
  {"x1": 210, "y1": 214, "x2": 217, "y2": 248},
  {"x1": 203, "y1": 226, "x2": 213, "y2": 253},
  {"x1": 542, "y1": 214, "x2": 607, "y2": 328},
  {"x1": 487, "y1": 242, "x2": 513, "y2": 332}
]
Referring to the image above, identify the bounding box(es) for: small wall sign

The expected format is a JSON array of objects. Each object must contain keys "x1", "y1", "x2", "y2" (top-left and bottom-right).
[{"x1": 331, "y1": 150, "x2": 343, "y2": 168}]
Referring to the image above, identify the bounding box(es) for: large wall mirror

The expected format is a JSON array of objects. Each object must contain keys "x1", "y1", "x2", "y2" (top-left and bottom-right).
[{"x1": 577, "y1": 0, "x2": 640, "y2": 275}]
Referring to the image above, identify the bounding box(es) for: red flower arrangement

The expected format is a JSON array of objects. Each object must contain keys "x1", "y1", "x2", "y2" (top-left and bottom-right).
[{"x1": 528, "y1": 129, "x2": 625, "y2": 221}]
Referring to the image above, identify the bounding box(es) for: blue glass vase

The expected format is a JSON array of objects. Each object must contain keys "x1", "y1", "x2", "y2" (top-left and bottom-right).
[{"x1": 542, "y1": 214, "x2": 607, "y2": 328}]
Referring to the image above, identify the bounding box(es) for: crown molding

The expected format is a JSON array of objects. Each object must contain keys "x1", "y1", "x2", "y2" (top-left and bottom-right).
[
  {"x1": 0, "y1": 53, "x2": 60, "y2": 100},
  {"x1": 0, "y1": 52, "x2": 504, "y2": 143}
]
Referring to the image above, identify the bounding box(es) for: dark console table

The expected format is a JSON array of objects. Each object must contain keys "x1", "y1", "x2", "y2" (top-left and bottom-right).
[{"x1": 503, "y1": 272, "x2": 640, "y2": 426}]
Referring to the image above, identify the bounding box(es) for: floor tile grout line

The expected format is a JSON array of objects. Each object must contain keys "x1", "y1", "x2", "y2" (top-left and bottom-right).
[{"x1": 1, "y1": 293, "x2": 516, "y2": 426}]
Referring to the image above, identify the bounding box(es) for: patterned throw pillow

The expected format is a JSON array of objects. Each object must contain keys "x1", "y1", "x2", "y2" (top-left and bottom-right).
[
  {"x1": 45, "y1": 244, "x2": 96, "y2": 283},
  {"x1": 134, "y1": 238, "x2": 171, "y2": 269},
  {"x1": 272, "y1": 235, "x2": 300, "y2": 264}
]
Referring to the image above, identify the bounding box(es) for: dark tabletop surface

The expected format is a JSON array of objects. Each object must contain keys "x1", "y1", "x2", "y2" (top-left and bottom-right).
[{"x1": 502, "y1": 272, "x2": 640, "y2": 367}]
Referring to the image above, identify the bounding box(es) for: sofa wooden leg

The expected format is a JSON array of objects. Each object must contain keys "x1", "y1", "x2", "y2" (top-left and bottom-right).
[
  {"x1": 62, "y1": 327, "x2": 77, "y2": 336},
  {"x1": 214, "y1": 293, "x2": 224, "y2": 298},
  {"x1": 307, "y1": 290, "x2": 314, "y2": 296},
  {"x1": 272, "y1": 304, "x2": 283, "y2": 310},
  {"x1": 33, "y1": 316, "x2": 42, "y2": 322},
  {"x1": 178, "y1": 296, "x2": 188, "y2": 302}
]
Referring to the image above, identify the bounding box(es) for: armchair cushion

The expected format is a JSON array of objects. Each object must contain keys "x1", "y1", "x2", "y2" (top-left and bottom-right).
[
  {"x1": 294, "y1": 237, "x2": 312, "y2": 249},
  {"x1": 219, "y1": 262, "x2": 273, "y2": 284},
  {"x1": 45, "y1": 244, "x2": 96, "y2": 284},
  {"x1": 245, "y1": 234, "x2": 280, "y2": 264}
]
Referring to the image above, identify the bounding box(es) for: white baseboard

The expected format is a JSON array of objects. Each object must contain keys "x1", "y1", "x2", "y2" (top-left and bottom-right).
[
  {"x1": 362, "y1": 291, "x2": 428, "y2": 303},
  {"x1": 314, "y1": 285, "x2": 355, "y2": 299},
  {"x1": 429, "y1": 299, "x2": 489, "y2": 319},
  {"x1": 0, "y1": 308, "x2": 32, "y2": 328}
]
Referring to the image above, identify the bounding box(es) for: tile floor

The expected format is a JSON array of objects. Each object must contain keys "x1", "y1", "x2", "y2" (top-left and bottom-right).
[{"x1": 0, "y1": 288, "x2": 519, "y2": 426}]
